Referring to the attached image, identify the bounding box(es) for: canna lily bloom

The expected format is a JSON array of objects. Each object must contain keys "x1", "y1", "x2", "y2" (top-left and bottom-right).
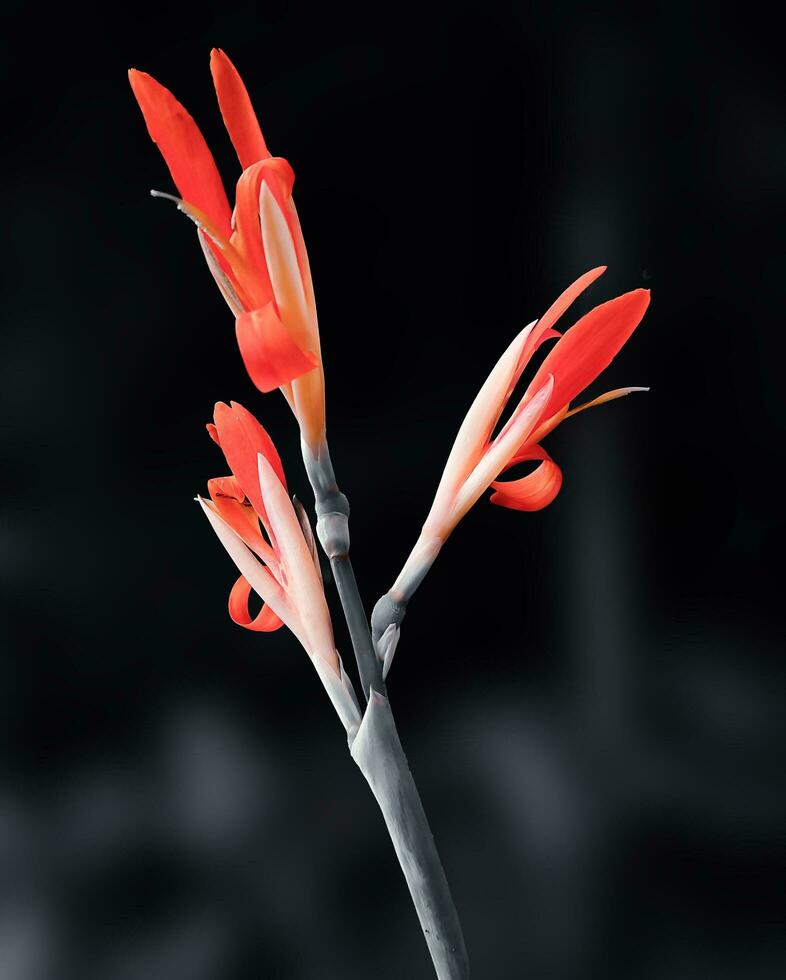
[
  {"x1": 199, "y1": 401, "x2": 359, "y2": 734},
  {"x1": 129, "y1": 50, "x2": 326, "y2": 451},
  {"x1": 376, "y1": 266, "x2": 650, "y2": 619}
]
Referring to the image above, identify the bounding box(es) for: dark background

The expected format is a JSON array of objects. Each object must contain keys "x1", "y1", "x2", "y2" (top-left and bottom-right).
[{"x1": 1, "y1": 2, "x2": 784, "y2": 977}]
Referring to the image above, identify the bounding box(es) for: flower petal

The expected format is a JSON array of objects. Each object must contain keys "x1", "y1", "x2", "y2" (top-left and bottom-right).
[
  {"x1": 490, "y1": 445, "x2": 563, "y2": 512},
  {"x1": 259, "y1": 180, "x2": 316, "y2": 354},
  {"x1": 427, "y1": 321, "x2": 538, "y2": 523},
  {"x1": 128, "y1": 69, "x2": 232, "y2": 238},
  {"x1": 236, "y1": 303, "x2": 318, "y2": 393},
  {"x1": 522, "y1": 265, "x2": 607, "y2": 361},
  {"x1": 528, "y1": 288, "x2": 651, "y2": 420},
  {"x1": 449, "y1": 376, "x2": 554, "y2": 530},
  {"x1": 293, "y1": 496, "x2": 323, "y2": 585},
  {"x1": 211, "y1": 401, "x2": 287, "y2": 523},
  {"x1": 228, "y1": 575, "x2": 285, "y2": 631},
  {"x1": 207, "y1": 475, "x2": 278, "y2": 570},
  {"x1": 198, "y1": 495, "x2": 304, "y2": 644},
  {"x1": 210, "y1": 48, "x2": 270, "y2": 169},
  {"x1": 257, "y1": 454, "x2": 339, "y2": 675}
]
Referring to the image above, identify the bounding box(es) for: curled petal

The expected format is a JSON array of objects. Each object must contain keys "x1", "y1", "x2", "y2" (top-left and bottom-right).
[
  {"x1": 490, "y1": 445, "x2": 563, "y2": 512},
  {"x1": 210, "y1": 48, "x2": 270, "y2": 169},
  {"x1": 198, "y1": 495, "x2": 304, "y2": 645},
  {"x1": 228, "y1": 575, "x2": 285, "y2": 631},
  {"x1": 231, "y1": 163, "x2": 275, "y2": 308},
  {"x1": 260, "y1": 156, "x2": 296, "y2": 201},
  {"x1": 128, "y1": 69, "x2": 232, "y2": 238},
  {"x1": 528, "y1": 288, "x2": 651, "y2": 420},
  {"x1": 236, "y1": 304, "x2": 318, "y2": 393},
  {"x1": 450, "y1": 376, "x2": 554, "y2": 530}
]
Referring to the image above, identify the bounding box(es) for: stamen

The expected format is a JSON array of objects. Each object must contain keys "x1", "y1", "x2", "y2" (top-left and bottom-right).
[{"x1": 150, "y1": 189, "x2": 227, "y2": 251}]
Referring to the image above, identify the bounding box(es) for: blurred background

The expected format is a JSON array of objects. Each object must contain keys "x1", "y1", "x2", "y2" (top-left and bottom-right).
[{"x1": 1, "y1": 2, "x2": 784, "y2": 977}]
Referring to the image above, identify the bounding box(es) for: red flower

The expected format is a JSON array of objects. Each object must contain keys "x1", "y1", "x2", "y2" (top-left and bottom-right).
[
  {"x1": 129, "y1": 51, "x2": 326, "y2": 450},
  {"x1": 390, "y1": 268, "x2": 649, "y2": 602},
  {"x1": 199, "y1": 402, "x2": 360, "y2": 731}
]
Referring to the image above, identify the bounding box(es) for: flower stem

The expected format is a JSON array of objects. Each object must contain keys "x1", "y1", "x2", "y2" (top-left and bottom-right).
[
  {"x1": 331, "y1": 553, "x2": 385, "y2": 701},
  {"x1": 350, "y1": 691, "x2": 470, "y2": 979},
  {"x1": 301, "y1": 439, "x2": 384, "y2": 701},
  {"x1": 302, "y1": 438, "x2": 469, "y2": 978}
]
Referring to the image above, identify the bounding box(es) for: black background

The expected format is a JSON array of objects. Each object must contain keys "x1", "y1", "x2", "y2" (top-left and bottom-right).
[{"x1": 1, "y1": 3, "x2": 784, "y2": 978}]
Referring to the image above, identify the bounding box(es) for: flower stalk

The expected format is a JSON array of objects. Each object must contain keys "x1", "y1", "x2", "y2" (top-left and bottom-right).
[
  {"x1": 303, "y1": 438, "x2": 469, "y2": 978},
  {"x1": 350, "y1": 692, "x2": 470, "y2": 980}
]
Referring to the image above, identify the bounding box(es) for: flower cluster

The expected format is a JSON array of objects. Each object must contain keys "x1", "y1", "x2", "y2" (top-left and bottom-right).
[
  {"x1": 372, "y1": 267, "x2": 649, "y2": 642},
  {"x1": 129, "y1": 49, "x2": 649, "y2": 705},
  {"x1": 129, "y1": 50, "x2": 325, "y2": 451}
]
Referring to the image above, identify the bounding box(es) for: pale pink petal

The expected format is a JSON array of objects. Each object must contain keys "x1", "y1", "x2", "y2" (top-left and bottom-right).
[
  {"x1": 521, "y1": 265, "x2": 607, "y2": 359},
  {"x1": 256, "y1": 455, "x2": 339, "y2": 674},
  {"x1": 197, "y1": 495, "x2": 305, "y2": 645},
  {"x1": 391, "y1": 535, "x2": 444, "y2": 603},
  {"x1": 259, "y1": 181, "x2": 318, "y2": 355},
  {"x1": 427, "y1": 321, "x2": 537, "y2": 526},
  {"x1": 450, "y1": 376, "x2": 554, "y2": 528}
]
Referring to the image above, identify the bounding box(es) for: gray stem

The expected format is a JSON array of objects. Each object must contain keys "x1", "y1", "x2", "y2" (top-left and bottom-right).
[
  {"x1": 302, "y1": 439, "x2": 469, "y2": 978},
  {"x1": 302, "y1": 439, "x2": 384, "y2": 701},
  {"x1": 331, "y1": 554, "x2": 385, "y2": 701},
  {"x1": 350, "y1": 692, "x2": 470, "y2": 979}
]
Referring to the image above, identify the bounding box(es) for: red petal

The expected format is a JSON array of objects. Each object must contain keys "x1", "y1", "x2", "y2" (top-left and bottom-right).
[
  {"x1": 206, "y1": 422, "x2": 220, "y2": 446},
  {"x1": 229, "y1": 158, "x2": 298, "y2": 311},
  {"x1": 228, "y1": 575, "x2": 285, "y2": 631},
  {"x1": 128, "y1": 69, "x2": 232, "y2": 238},
  {"x1": 490, "y1": 445, "x2": 563, "y2": 512},
  {"x1": 236, "y1": 303, "x2": 318, "y2": 393},
  {"x1": 207, "y1": 475, "x2": 244, "y2": 502},
  {"x1": 210, "y1": 49, "x2": 270, "y2": 170},
  {"x1": 519, "y1": 266, "x2": 606, "y2": 368},
  {"x1": 528, "y1": 288, "x2": 651, "y2": 420},
  {"x1": 212, "y1": 402, "x2": 287, "y2": 523},
  {"x1": 207, "y1": 475, "x2": 277, "y2": 567}
]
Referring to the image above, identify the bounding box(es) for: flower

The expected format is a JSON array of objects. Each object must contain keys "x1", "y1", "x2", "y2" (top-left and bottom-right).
[
  {"x1": 386, "y1": 267, "x2": 650, "y2": 606},
  {"x1": 129, "y1": 50, "x2": 326, "y2": 451},
  {"x1": 198, "y1": 401, "x2": 359, "y2": 733}
]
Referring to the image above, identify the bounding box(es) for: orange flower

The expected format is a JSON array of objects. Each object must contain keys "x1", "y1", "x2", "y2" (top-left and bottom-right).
[
  {"x1": 129, "y1": 51, "x2": 326, "y2": 450},
  {"x1": 388, "y1": 267, "x2": 650, "y2": 604},
  {"x1": 199, "y1": 402, "x2": 359, "y2": 732}
]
